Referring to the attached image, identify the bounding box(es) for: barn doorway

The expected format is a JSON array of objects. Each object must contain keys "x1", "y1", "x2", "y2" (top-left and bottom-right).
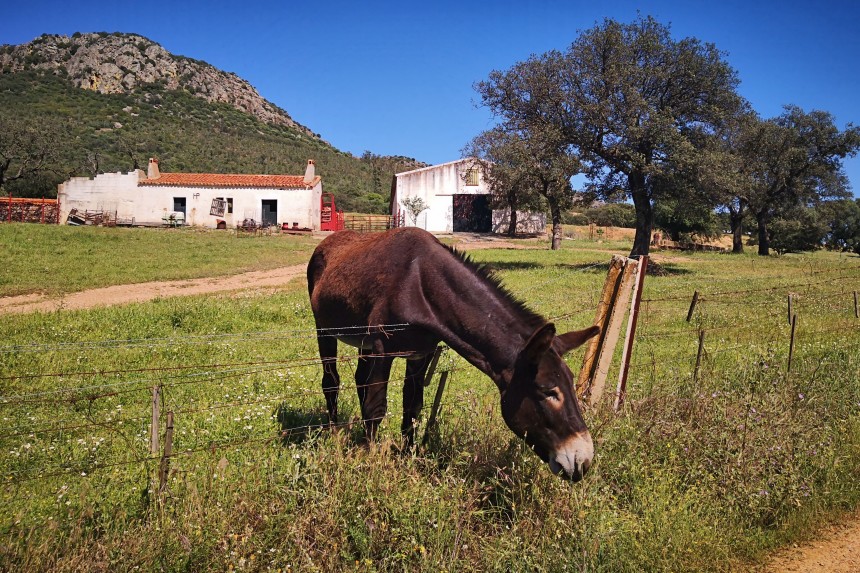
[
  {"x1": 453, "y1": 194, "x2": 491, "y2": 233},
  {"x1": 173, "y1": 197, "x2": 187, "y2": 215},
  {"x1": 261, "y1": 199, "x2": 278, "y2": 227}
]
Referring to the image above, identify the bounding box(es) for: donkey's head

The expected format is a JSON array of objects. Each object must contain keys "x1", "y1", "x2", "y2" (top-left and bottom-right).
[{"x1": 500, "y1": 323, "x2": 600, "y2": 481}]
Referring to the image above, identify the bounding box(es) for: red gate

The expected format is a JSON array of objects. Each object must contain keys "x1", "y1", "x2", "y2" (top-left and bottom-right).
[{"x1": 320, "y1": 193, "x2": 345, "y2": 231}]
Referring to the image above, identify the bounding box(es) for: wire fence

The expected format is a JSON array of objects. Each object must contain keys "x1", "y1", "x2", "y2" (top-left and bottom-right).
[{"x1": 2, "y1": 267, "x2": 859, "y2": 491}]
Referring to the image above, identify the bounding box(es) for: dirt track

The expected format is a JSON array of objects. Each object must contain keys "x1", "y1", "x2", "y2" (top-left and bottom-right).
[
  {"x1": 0, "y1": 264, "x2": 308, "y2": 314},
  {"x1": 761, "y1": 510, "x2": 860, "y2": 572}
]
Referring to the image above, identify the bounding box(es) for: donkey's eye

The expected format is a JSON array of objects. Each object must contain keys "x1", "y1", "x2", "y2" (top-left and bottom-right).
[{"x1": 539, "y1": 387, "x2": 562, "y2": 402}]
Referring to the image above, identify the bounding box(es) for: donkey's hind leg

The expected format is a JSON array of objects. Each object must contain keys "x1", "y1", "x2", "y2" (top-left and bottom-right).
[
  {"x1": 317, "y1": 334, "x2": 341, "y2": 426},
  {"x1": 354, "y1": 349, "x2": 394, "y2": 443}
]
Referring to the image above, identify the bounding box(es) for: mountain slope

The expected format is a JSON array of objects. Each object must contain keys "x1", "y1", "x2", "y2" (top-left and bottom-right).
[
  {"x1": 0, "y1": 33, "x2": 426, "y2": 212},
  {"x1": 0, "y1": 32, "x2": 317, "y2": 137}
]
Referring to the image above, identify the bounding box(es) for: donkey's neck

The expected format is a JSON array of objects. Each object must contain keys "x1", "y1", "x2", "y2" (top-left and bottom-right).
[{"x1": 420, "y1": 257, "x2": 545, "y2": 388}]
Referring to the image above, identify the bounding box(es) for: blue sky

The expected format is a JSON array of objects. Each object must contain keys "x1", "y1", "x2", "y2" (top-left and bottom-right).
[{"x1": 3, "y1": 0, "x2": 859, "y2": 196}]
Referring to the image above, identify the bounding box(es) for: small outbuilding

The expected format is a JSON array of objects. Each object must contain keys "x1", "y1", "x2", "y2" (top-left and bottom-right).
[
  {"x1": 390, "y1": 158, "x2": 546, "y2": 234},
  {"x1": 57, "y1": 159, "x2": 323, "y2": 230}
]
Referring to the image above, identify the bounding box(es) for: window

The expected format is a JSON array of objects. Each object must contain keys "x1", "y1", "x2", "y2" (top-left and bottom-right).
[
  {"x1": 227, "y1": 198, "x2": 234, "y2": 214},
  {"x1": 465, "y1": 168, "x2": 480, "y2": 186},
  {"x1": 210, "y1": 197, "x2": 226, "y2": 217}
]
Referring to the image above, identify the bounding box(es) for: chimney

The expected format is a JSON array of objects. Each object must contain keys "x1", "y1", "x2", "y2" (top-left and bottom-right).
[
  {"x1": 147, "y1": 158, "x2": 161, "y2": 180},
  {"x1": 303, "y1": 159, "x2": 316, "y2": 185}
]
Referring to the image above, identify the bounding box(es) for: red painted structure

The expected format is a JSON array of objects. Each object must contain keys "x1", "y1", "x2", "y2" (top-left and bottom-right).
[
  {"x1": 2, "y1": 196, "x2": 60, "y2": 224},
  {"x1": 320, "y1": 192, "x2": 345, "y2": 231}
]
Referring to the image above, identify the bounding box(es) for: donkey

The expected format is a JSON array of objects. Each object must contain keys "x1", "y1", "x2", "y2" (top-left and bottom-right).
[{"x1": 306, "y1": 227, "x2": 599, "y2": 481}]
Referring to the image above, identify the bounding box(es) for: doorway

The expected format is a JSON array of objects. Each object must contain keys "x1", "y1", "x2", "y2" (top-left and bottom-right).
[
  {"x1": 452, "y1": 194, "x2": 491, "y2": 233},
  {"x1": 261, "y1": 199, "x2": 278, "y2": 227}
]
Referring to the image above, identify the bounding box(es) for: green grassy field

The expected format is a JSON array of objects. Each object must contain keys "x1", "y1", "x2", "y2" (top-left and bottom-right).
[
  {"x1": 0, "y1": 224, "x2": 321, "y2": 297},
  {"x1": 1, "y1": 227, "x2": 859, "y2": 572}
]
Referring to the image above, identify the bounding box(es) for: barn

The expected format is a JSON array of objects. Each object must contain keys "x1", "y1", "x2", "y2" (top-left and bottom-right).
[
  {"x1": 57, "y1": 159, "x2": 323, "y2": 230},
  {"x1": 390, "y1": 158, "x2": 546, "y2": 234}
]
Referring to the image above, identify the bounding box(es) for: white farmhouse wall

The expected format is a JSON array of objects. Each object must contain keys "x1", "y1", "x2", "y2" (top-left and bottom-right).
[
  {"x1": 57, "y1": 172, "x2": 322, "y2": 229},
  {"x1": 58, "y1": 171, "x2": 145, "y2": 223}
]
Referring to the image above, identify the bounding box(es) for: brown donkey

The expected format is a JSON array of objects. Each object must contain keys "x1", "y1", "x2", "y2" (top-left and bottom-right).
[{"x1": 307, "y1": 227, "x2": 599, "y2": 481}]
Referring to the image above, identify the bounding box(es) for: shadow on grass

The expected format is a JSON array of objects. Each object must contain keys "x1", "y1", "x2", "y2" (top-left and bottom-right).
[
  {"x1": 274, "y1": 402, "x2": 367, "y2": 446},
  {"x1": 480, "y1": 261, "x2": 545, "y2": 272},
  {"x1": 274, "y1": 402, "x2": 330, "y2": 445}
]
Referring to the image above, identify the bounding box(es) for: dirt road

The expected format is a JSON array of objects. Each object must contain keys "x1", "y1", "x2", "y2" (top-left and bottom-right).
[
  {"x1": 0, "y1": 264, "x2": 308, "y2": 314},
  {"x1": 762, "y1": 510, "x2": 860, "y2": 572}
]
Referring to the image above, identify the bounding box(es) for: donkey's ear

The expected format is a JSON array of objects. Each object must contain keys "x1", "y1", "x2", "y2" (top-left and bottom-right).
[
  {"x1": 554, "y1": 326, "x2": 600, "y2": 356},
  {"x1": 522, "y1": 323, "x2": 557, "y2": 365}
]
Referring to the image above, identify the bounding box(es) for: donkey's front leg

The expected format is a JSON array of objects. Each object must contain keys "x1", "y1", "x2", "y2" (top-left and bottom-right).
[
  {"x1": 401, "y1": 352, "x2": 436, "y2": 450},
  {"x1": 355, "y1": 349, "x2": 394, "y2": 443}
]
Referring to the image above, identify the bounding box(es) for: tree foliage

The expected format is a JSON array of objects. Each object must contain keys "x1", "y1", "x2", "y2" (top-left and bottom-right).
[
  {"x1": 475, "y1": 15, "x2": 742, "y2": 256},
  {"x1": 743, "y1": 106, "x2": 860, "y2": 255}
]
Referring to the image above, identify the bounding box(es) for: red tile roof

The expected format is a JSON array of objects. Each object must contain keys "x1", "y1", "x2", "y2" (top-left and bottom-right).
[{"x1": 139, "y1": 173, "x2": 321, "y2": 189}]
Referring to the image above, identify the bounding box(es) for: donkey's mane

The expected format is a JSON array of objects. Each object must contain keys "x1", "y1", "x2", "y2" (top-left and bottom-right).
[{"x1": 443, "y1": 243, "x2": 546, "y2": 329}]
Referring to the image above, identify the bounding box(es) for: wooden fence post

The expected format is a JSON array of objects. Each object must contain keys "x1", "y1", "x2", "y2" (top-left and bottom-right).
[
  {"x1": 787, "y1": 294, "x2": 793, "y2": 325},
  {"x1": 614, "y1": 256, "x2": 648, "y2": 412},
  {"x1": 686, "y1": 291, "x2": 699, "y2": 322},
  {"x1": 422, "y1": 370, "x2": 449, "y2": 447},
  {"x1": 585, "y1": 259, "x2": 638, "y2": 407},
  {"x1": 577, "y1": 256, "x2": 626, "y2": 398},
  {"x1": 150, "y1": 385, "x2": 161, "y2": 456},
  {"x1": 422, "y1": 346, "x2": 444, "y2": 387},
  {"x1": 787, "y1": 314, "x2": 797, "y2": 372},
  {"x1": 854, "y1": 291, "x2": 858, "y2": 319},
  {"x1": 158, "y1": 411, "x2": 174, "y2": 493},
  {"x1": 693, "y1": 330, "x2": 706, "y2": 386}
]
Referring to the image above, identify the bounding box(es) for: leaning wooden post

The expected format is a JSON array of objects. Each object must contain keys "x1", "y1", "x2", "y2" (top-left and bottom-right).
[
  {"x1": 787, "y1": 314, "x2": 798, "y2": 372},
  {"x1": 577, "y1": 256, "x2": 626, "y2": 398},
  {"x1": 614, "y1": 256, "x2": 648, "y2": 412},
  {"x1": 422, "y1": 346, "x2": 444, "y2": 387},
  {"x1": 686, "y1": 291, "x2": 699, "y2": 322},
  {"x1": 158, "y1": 411, "x2": 174, "y2": 493},
  {"x1": 585, "y1": 260, "x2": 638, "y2": 406},
  {"x1": 422, "y1": 370, "x2": 449, "y2": 447}
]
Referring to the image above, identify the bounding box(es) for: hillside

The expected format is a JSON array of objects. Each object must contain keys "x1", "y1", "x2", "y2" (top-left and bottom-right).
[{"x1": 0, "y1": 33, "x2": 426, "y2": 213}]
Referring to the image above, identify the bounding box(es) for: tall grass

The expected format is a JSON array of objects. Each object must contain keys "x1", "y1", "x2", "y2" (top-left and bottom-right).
[{"x1": 0, "y1": 237, "x2": 858, "y2": 571}]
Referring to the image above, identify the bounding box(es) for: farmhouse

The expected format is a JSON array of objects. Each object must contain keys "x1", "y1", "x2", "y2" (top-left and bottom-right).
[
  {"x1": 391, "y1": 158, "x2": 546, "y2": 234},
  {"x1": 57, "y1": 159, "x2": 323, "y2": 230}
]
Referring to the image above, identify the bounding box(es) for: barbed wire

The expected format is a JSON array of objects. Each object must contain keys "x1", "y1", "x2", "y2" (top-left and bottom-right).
[{"x1": 0, "y1": 323, "x2": 412, "y2": 355}]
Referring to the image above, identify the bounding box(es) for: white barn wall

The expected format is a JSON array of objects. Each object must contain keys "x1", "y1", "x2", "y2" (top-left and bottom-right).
[{"x1": 394, "y1": 159, "x2": 546, "y2": 234}]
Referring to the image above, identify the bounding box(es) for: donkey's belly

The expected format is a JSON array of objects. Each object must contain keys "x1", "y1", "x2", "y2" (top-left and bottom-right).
[{"x1": 335, "y1": 335, "x2": 375, "y2": 349}]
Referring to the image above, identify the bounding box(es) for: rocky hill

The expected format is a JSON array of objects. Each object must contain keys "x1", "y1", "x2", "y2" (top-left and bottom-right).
[
  {"x1": 0, "y1": 32, "x2": 317, "y2": 138},
  {"x1": 0, "y1": 32, "x2": 427, "y2": 211}
]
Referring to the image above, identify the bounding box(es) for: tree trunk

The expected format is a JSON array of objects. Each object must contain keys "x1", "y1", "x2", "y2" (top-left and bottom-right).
[
  {"x1": 507, "y1": 195, "x2": 518, "y2": 237},
  {"x1": 729, "y1": 205, "x2": 744, "y2": 254},
  {"x1": 756, "y1": 212, "x2": 770, "y2": 256},
  {"x1": 629, "y1": 173, "x2": 652, "y2": 258},
  {"x1": 550, "y1": 201, "x2": 563, "y2": 250}
]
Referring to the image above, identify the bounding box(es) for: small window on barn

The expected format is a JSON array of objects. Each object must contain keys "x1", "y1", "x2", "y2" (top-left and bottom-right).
[{"x1": 465, "y1": 168, "x2": 480, "y2": 186}]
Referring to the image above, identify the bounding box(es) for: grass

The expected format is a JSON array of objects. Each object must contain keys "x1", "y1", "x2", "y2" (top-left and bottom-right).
[
  {"x1": 0, "y1": 223, "x2": 321, "y2": 297},
  {"x1": 0, "y1": 227, "x2": 859, "y2": 571}
]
